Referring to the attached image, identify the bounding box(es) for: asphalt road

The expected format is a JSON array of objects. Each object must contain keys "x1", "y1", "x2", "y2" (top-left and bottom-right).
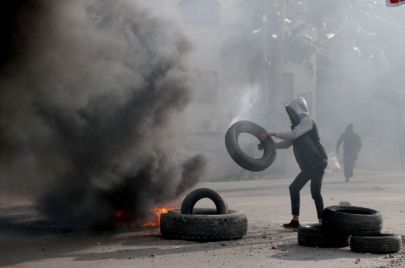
[{"x1": 1, "y1": 170, "x2": 404, "y2": 267}]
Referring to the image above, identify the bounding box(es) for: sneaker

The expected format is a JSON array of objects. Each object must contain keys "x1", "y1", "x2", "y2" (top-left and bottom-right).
[{"x1": 282, "y1": 219, "x2": 300, "y2": 230}]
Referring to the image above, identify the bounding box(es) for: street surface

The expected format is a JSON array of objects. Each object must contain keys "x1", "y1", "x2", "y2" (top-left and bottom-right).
[{"x1": 1, "y1": 170, "x2": 404, "y2": 267}]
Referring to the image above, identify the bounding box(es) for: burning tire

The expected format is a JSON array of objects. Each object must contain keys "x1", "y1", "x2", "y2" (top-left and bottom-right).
[
  {"x1": 181, "y1": 188, "x2": 228, "y2": 215},
  {"x1": 298, "y1": 224, "x2": 350, "y2": 248},
  {"x1": 160, "y1": 209, "x2": 247, "y2": 241},
  {"x1": 350, "y1": 234, "x2": 402, "y2": 254},
  {"x1": 225, "y1": 120, "x2": 276, "y2": 172},
  {"x1": 322, "y1": 206, "x2": 383, "y2": 235}
]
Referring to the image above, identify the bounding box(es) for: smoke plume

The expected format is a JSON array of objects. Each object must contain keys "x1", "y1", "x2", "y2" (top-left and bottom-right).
[{"x1": 0, "y1": 0, "x2": 206, "y2": 227}]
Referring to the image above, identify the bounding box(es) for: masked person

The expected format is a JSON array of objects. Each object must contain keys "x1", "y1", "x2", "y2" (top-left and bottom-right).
[
  {"x1": 259, "y1": 97, "x2": 328, "y2": 229},
  {"x1": 336, "y1": 124, "x2": 362, "y2": 182}
]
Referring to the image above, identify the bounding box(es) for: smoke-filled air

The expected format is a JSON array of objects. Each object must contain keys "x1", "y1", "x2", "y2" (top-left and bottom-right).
[
  {"x1": 156, "y1": 0, "x2": 405, "y2": 180},
  {"x1": 0, "y1": 0, "x2": 206, "y2": 228},
  {"x1": 2, "y1": 1, "x2": 405, "y2": 267},
  {"x1": 1, "y1": 0, "x2": 405, "y2": 227}
]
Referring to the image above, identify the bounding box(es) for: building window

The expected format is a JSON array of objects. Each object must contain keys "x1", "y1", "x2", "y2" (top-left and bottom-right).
[{"x1": 178, "y1": 0, "x2": 221, "y2": 27}]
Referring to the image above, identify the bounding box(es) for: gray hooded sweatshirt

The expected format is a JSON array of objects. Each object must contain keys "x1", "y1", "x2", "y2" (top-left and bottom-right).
[
  {"x1": 276, "y1": 97, "x2": 313, "y2": 147},
  {"x1": 275, "y1": 97, "x2": 328, "y2": 171}
]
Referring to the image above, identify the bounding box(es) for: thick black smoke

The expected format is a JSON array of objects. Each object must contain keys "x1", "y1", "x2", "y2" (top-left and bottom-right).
[{"x1": 0, "y1": 0, "x2": 206, "y2": 227}]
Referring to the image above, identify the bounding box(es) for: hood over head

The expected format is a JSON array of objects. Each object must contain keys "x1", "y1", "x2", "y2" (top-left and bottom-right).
[
  {"x1": 285, "y1": 97, "x2": 310, "y2": 125},
  {"x1": 287, "y1": 97, "x2": 310, "y2": 118}
]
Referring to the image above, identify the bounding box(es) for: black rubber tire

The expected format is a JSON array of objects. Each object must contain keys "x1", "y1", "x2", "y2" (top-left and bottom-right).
[
  {"x1": 160, "y1": 209, "x2": 248, "y2": 241},
  {"x1": 225, "y1": 120, "x2": 276, "y2": 172},
  {"x1": 298, "y1": 224, "x2": 350, "y2": 248},
  {"x1": 181, "y1": 188, "x2": 228, "y2": 215},
  {"x1": 350, "y1": 234, "x2": 402, "y2": 254},
  {"x1": 322, "y1": 206, "x2": 383, "y2": 235}
]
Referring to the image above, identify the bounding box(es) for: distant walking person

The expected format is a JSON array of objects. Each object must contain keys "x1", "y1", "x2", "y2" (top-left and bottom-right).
[{"x1": 336, "y1": 124, "x2": 362, "y2": 182}]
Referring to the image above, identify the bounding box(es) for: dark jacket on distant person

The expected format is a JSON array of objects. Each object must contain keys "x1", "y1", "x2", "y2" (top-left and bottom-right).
[{"x1": 336, "y1": 124, "x2": 362, "y2": 161}]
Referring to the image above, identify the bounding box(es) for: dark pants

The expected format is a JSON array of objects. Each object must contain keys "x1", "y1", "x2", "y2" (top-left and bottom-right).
[
  {"x1": 343, "y1": 153, "x2": 357, "y2": 181},
  {"x1": 289, "y1": 169, "x2": 324, "y2": 219}
]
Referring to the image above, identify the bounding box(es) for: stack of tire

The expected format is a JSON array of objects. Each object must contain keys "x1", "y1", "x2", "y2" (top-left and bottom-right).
[
  {"x1": 298, "y1": 205, "x2": 402, "y2": 254},
  {"x1": 160, "y1": 188, "x2": 248, "y2": 242}
]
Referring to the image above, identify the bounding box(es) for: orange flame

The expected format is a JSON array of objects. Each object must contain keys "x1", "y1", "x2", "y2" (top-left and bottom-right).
[{"x1": 142, "y1": 207, "x2": 175, "y2": 227}]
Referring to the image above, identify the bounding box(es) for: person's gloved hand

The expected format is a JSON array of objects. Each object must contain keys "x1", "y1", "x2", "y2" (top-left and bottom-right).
[
  {"x1": 258, "y1": 132, "x2": 276, "y2": 151},
  {"x1": 260, "y1": 132, "x2": 269, "y2": 141}
]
